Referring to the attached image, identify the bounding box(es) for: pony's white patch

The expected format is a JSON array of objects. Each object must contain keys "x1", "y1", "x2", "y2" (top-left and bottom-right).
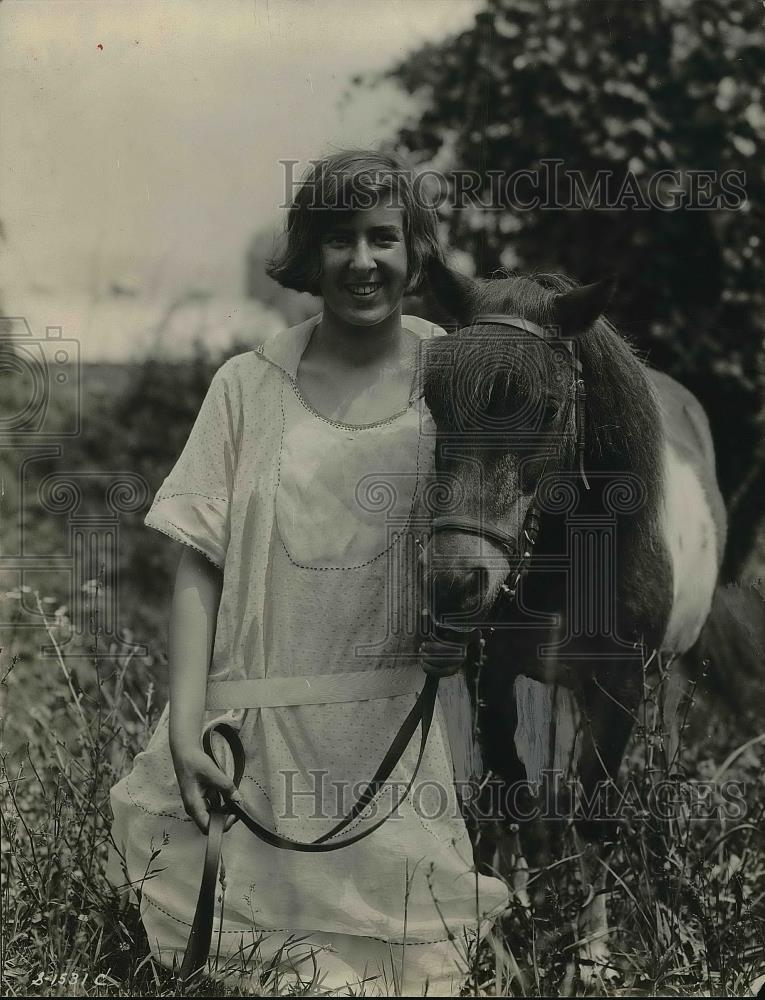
[{"x1": 660, "y1": 441, "x2": 719, "y2": 652}]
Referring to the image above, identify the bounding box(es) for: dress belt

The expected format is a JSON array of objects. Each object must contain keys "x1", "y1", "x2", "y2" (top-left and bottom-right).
[{"x1": 205, "y1": 666, "x2": 423, "y2": 710}]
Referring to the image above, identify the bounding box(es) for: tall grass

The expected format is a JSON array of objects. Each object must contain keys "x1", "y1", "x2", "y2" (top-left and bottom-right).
[{"x1": 2, "y1": 584, "x2": 764, "y2": 996}]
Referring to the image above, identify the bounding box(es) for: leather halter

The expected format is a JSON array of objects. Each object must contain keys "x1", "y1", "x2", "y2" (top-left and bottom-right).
[{"x1": 423, "y1": 313, "x2": 588, "y2": 637}]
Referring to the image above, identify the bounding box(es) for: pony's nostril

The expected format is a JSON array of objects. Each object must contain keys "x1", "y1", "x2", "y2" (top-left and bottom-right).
[
  {"x1": 462, "y1": 568, "x2": 485, "y2": 598},
  {"x1": 431, "y1": 567, "x2": 488, "y2": 622}
]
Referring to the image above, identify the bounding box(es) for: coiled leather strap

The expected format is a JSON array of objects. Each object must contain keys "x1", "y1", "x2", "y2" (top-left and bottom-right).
[{"x1": 180, "y1": 672, "x2": 440, "y2": 981}]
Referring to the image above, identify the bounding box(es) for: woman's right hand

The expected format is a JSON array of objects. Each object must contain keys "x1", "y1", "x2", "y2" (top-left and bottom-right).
[{"x1": 170, "y1": 742, "x2": 241, "y2": 834}]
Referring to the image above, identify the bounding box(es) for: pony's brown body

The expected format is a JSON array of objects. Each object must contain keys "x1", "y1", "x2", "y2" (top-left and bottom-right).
[
  {"x1": 488, "y1": 368, "x2": 726, "y2": 682},
  {"x1": 421, "y1": 260, "x2": 727, "y2": 985}
]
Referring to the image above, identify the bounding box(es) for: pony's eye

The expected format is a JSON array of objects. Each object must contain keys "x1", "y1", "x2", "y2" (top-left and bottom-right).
[
  {"x1": 520, "y1": 455, "x2": 547, "y2": 493},
  {"x1": 541, "y1": 398, "x2": 560, "y2": 425}
]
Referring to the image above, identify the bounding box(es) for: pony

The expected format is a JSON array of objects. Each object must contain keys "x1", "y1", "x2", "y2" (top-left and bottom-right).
[{"x1": 419, "y1": 257, "x2": 728, "y2": 986}]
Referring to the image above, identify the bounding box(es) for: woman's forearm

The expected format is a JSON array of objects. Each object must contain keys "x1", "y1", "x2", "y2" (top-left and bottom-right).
[{"x1": 167, "y1": 547, "x2": 223, "y2": 754}]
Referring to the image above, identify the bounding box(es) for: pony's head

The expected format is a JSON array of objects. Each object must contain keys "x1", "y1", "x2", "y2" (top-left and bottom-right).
[{"x1": 421, "y1": 257, "x2": 617, "y2": 628}]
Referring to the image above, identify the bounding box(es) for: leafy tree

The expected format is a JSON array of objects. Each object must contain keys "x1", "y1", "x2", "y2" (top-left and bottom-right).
[{"x1": 375, "y1": 0, "x2": 765, "y2": 578}]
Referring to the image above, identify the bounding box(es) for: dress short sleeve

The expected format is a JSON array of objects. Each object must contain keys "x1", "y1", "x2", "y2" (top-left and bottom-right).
[{"x1": 144, "y1": 364, "x2": 238, "y2": 569}]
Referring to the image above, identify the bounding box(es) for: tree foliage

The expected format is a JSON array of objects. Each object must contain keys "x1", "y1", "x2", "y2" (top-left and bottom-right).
[{"x1": 379, "y1": 0, "x2": 765, "y2": 577}]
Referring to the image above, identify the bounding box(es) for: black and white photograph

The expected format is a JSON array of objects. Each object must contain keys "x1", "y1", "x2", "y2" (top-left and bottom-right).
[{"x1": 2, "y1": 0, "x2": 764, "y2": 995}]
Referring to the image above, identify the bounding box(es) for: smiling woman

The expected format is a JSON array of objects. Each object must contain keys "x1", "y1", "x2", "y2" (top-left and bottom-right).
[
  {"x1": 107, "y1": 147, "x2": 510, "y2": 996},
  {"x1": 268, "y1": 151, "x2": 444, "y2": 425},
  {"x1": 320, "y1": 209, "x2": 409, "y2": 321},
  {"x1": 267, "y1": 150, "x2": 441, "y2": 296},
  {"x1": 295, "y1": 204, "x2": 422, "y2": 424}
]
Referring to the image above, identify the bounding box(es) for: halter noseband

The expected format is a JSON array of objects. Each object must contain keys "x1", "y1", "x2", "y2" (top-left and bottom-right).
[{"x1": 422, "y1": 313, "x2": 588, "y2": 639}]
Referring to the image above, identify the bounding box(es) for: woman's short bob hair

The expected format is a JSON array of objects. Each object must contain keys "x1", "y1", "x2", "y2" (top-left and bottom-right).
[{"x1": 266, "y1": 148, "x2": 443, "y2": 296}]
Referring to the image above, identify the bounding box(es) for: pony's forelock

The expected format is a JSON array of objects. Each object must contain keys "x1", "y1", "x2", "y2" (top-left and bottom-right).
[{"x1": 424, "y1": 271, "x2": 664, "y2": 520}]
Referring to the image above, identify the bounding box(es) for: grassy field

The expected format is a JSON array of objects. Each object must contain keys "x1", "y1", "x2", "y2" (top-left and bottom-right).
[
  {"x1": 2, "y1": 353, "x2": 763, "y2": 996},
  {"x1": 2, "y1": 575, "x2": 765, "y2": 998}
]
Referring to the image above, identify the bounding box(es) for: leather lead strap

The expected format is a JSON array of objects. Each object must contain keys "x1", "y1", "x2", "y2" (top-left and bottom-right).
[
  {"x1": 179, "y1": 811, "x2": 226, "y2": 981},
  {"x1": 179, "y1": 673, "x2": 440, "y2": 981}
]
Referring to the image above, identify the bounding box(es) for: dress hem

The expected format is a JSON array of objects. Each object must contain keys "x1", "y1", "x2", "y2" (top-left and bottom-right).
[{"x1": 142, "y1": 891, "x2": 506, "y2": 948}]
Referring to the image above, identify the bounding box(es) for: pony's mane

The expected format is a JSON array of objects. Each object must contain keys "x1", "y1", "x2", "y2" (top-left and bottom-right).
[{"x1": 526, "y1": 273, "x2": 662, "y2": 497}]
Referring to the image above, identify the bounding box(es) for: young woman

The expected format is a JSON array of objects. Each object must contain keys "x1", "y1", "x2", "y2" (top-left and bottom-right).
[{"x1": 108, "y1": 149, "x2": 509, "y2": 995}]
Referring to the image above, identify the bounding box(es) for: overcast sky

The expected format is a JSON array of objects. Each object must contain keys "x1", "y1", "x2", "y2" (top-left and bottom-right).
[{"x1": 1, "y1": 0, "x2": 478, "y2": 326}]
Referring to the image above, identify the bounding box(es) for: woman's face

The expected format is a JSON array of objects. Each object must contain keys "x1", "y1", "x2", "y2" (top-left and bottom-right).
[{"x1": 318, "y1": 205, "x2": 409, "y2": 328}]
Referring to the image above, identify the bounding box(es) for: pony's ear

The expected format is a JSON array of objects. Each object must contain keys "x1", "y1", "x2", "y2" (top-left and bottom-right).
[
  {"x1": 426, "y1": 256, "x2": 479, "y2": 327},
  {"x1": 552, "y1": 275, "x2": 617, "y2": 336}
]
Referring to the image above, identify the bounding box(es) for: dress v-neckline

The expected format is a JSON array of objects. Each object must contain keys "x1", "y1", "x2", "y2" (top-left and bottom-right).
[{"x1": 292, "y1": 319, "x2": 421, "y2": 430}]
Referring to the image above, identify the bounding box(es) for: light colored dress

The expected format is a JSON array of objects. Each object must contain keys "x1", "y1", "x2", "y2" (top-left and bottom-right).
[{"x1": 108, "y1": 314, "x2": 509, "y2": 995}]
